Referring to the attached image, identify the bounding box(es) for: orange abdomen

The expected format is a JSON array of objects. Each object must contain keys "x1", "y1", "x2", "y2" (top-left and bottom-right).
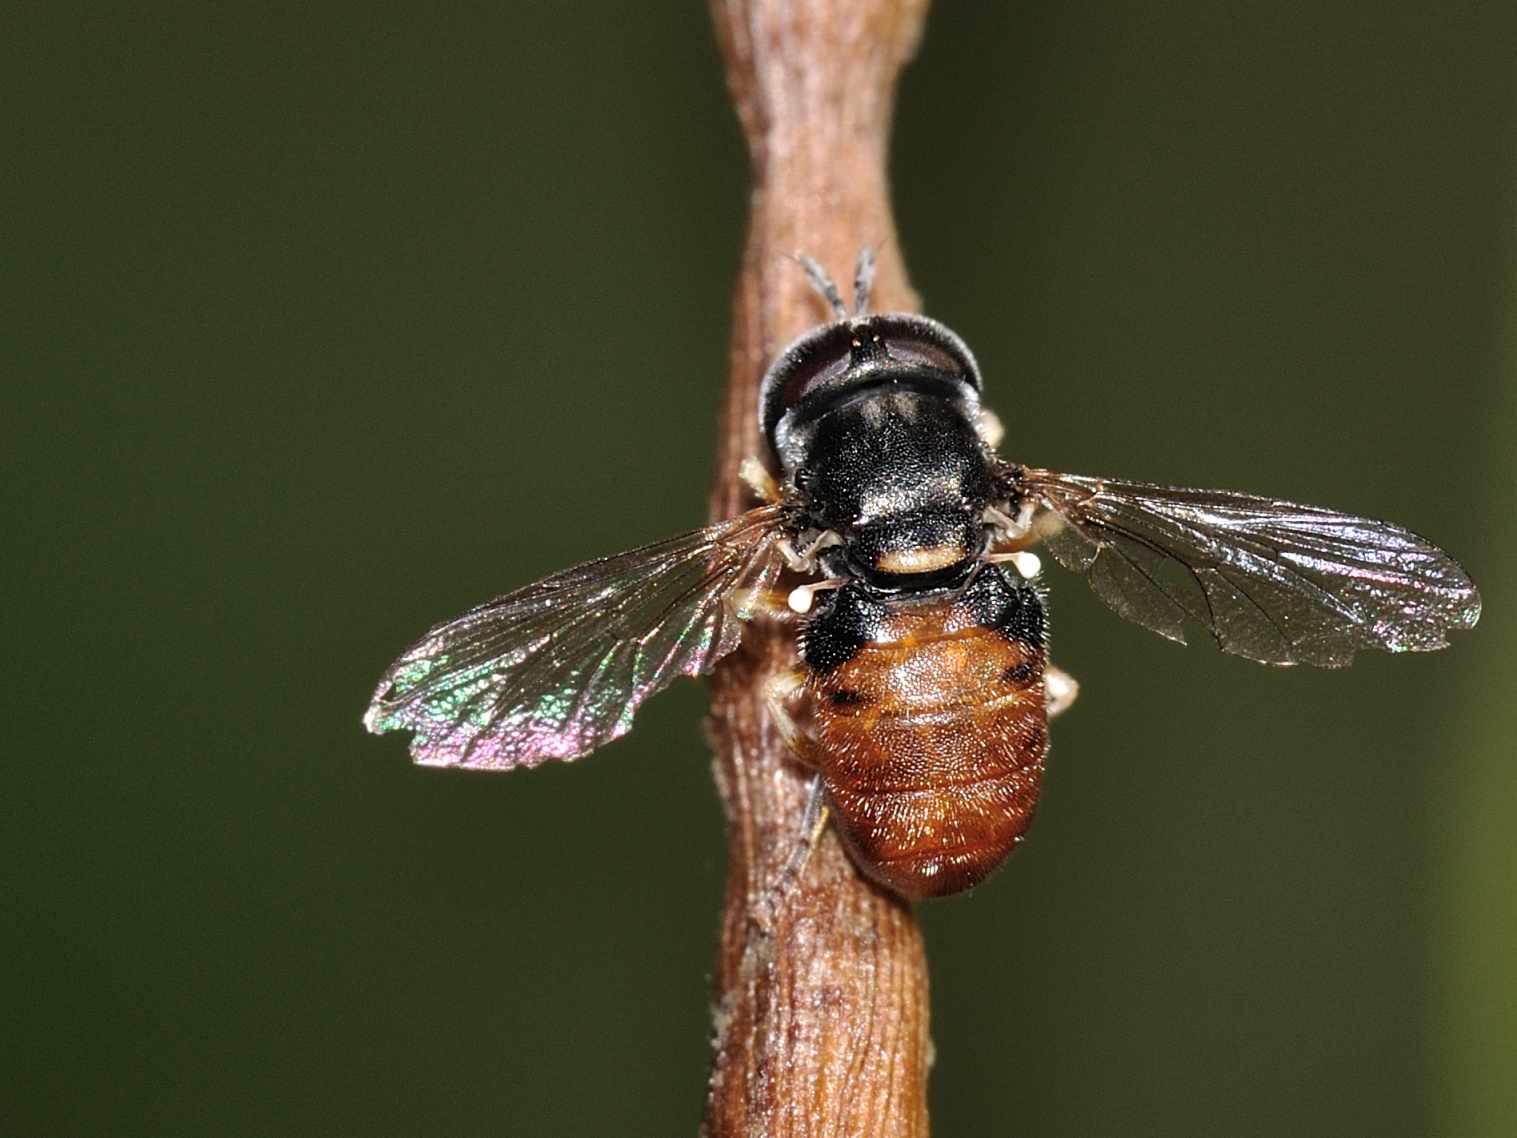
[{"x1": 798, "y1": 599, "x2": 1048, "y2": 900}]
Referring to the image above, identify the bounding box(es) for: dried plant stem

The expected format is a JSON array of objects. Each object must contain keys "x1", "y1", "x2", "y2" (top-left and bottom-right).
[{"x1": 703, "y1": 3, "x2": 933, "y2": 1135}]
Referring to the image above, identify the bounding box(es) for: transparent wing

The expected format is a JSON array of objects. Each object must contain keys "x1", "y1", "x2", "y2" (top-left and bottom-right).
[
  {"x1": 1011, "y1": 466, "x2": 1481, "y2": 667},
  {"x1": 365, "y1": 506, "x2": 788, "y2": 768}
]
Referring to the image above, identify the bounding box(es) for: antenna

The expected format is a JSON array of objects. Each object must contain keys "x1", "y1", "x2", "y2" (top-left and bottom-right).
[
  {"x1": 852, "y1": 245, "x2": 876, "y2": 315},
  {"x1": 791, "y1": 253, "x2": 848, "y2": 319}
]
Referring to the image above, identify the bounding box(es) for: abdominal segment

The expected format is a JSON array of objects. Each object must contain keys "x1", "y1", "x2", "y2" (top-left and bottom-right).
[{"x1": 798, "y1": 575, "x2": 1049, "y2": 900}]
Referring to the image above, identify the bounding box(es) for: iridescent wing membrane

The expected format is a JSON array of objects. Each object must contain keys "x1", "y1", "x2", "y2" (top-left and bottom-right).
[
  {"x1": 366, "y1": 506, "x2": 788, "y2": 768},
  {"x1": 1010, "y1": 468, "x2": 1481, "y2": 667}
]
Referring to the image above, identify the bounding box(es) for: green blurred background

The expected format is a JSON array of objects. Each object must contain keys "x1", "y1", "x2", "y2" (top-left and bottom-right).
[{"x1": 8, "y1": 4, "x2": 1515, "y2": 1135}]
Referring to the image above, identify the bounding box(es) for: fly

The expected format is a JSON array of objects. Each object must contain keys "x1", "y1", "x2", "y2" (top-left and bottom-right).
[{"x1": 365, "y1": 250, "x2": 1482, "y2": 899}]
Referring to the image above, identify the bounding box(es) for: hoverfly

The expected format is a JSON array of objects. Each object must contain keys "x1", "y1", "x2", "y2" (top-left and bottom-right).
[{"x1": 366, "y1": 250, "x2": 1481, "y2": 900}]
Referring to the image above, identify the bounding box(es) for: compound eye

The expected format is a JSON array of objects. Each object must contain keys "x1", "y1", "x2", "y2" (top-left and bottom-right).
[
  {"x1": 760, "y1": 323, "x2": 858, "y2": 444},
  {"x1": 880, "y1": 336, "x2": 959, "y2": 373},
  {"x1": 867, "y1": 315, "x2": 979, "y2": 387}
]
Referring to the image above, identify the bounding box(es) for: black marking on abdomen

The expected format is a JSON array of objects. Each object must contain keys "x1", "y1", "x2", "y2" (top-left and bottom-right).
[
  {"x1": 970, "y1": 564, "x2": 1045, "y2": 649},
  {"x1": 800, "y1": 582, "x2": 890, "y2": 672},
  {"x1": 1001, "y1": 660, "x2": 1038, "y2": 685}
]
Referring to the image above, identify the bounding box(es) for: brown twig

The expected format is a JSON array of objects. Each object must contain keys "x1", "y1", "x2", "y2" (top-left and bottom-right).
[{"x1": 703, "y1": 3, "x2": 933, "y2": 1135}]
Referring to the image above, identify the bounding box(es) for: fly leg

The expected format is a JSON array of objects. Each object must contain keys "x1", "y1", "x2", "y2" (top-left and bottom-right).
[
  {"x1": 984, "y1": 501, "x2": 1038, "y2": 549},
  {"x1": 754, "y1": 774, "x2": 831, "y2": 934},
  {"x1": 778, "y1": 530, "x2": 843, "y2": 573},
  {"x1": 1044, "y1": 664, "x2": 1080, "y2": 719},
  {"x1": 975, "y1": 408, "x2": 1005, "y2": 449},
  {"x1": 779, "y1": 774, "x2": 831, "y2": 886},
  {"x1": 739, "y1": 456, "x2": 782, "y2": 505},
  {"x1": 751, "y1": 671, "x2": 833, "y2": 932},
  {"x1": 761, "y1": 667, "x2": 807, "y2": 755}
]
